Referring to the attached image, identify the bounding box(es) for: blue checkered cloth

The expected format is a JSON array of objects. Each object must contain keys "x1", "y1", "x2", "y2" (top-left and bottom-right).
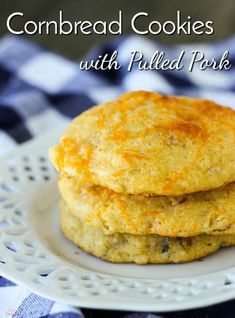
[{"x1": 0, "y1": 34, "x2": 235, "y2": 317}]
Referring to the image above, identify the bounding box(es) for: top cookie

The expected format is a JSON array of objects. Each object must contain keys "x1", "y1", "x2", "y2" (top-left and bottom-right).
[{"x1": 49, "y1": 91, "x2": 235, "y2": 195}]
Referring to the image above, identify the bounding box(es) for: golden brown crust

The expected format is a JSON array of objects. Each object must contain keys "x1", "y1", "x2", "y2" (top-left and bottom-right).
[
  {"x1": 59, "y1": 176, "x2": 235, "y2": 237},
  {"x1": 49, "y1": 91, "x2": 235, "y2": 195},
  {"x1": 61, "y1": 201, "x2": 235, "y2": 264}
]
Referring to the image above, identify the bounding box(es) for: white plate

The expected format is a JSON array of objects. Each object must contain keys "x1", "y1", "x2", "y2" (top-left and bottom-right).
[{"x1": 0, "y1": 127, "x2": 235, "y2": 312}]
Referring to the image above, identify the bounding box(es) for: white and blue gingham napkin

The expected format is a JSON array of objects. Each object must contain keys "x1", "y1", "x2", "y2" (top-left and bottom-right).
[{"x1": 0, "y1": 34, "x2": 235, "y2": 317}]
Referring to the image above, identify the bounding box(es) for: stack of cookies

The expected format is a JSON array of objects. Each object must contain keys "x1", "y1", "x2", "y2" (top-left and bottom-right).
[{"x1": 49, "y1": 91, "x2": 235, "y2": 264}]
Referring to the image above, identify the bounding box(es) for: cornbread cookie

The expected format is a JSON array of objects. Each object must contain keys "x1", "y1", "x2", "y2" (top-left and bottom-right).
[
  {"x1": 49, "y1": 91, "x2": 235, "y2": 195},
  {"x1": 61, "y1": 201, "x2": 235, "y2": 264},
  {"x1": 59, "y1": 176, "x2": 235, "y2": 237}
]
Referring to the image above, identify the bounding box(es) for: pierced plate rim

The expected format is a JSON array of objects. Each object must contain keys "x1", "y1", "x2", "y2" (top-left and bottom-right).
[{"x1": 0, "y1": 126, "x2": 234, "y2": 312}]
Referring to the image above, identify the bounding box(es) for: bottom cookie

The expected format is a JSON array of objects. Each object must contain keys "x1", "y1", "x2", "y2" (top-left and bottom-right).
[{"x1": 60, "y1": 201, "x2": 235, "y2": 264}]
